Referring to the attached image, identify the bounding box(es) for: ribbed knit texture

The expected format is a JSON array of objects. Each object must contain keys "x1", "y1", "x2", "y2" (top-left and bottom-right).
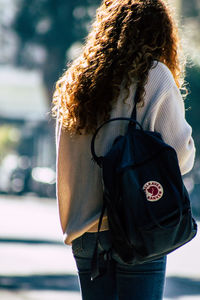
[{"x1": 56, "y1": 62, "x2": 195, "y2": 245}]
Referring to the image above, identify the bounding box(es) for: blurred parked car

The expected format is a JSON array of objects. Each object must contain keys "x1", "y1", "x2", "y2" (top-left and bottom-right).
[{"x1": 0, "y1": 153, "x2": 56, "y2": 198}]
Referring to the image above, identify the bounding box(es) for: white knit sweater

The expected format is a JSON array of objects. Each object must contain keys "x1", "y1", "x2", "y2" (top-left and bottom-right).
[{"x1": 56, "y1": 62, "x2": 195, "y2": 245}]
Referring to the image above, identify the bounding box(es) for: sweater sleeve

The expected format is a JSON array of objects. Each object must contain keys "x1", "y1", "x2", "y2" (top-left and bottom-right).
[{"x1": 149, "y1": 84, "x2": 195, "y2": 175}]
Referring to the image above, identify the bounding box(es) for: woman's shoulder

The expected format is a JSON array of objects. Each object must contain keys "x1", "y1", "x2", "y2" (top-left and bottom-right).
[
  {"x1": 149, "y1": 61, "x2": 175, "y2": 88},
  {"x1": 152, "y1": 60, "x2": 172, "y2": 73},
  {"x1": 144, "y1": 61, "x2": 176, "y2": 99}
]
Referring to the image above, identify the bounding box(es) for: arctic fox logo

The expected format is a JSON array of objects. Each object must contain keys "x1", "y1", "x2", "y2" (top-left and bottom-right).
[{"x1": 143, "y1": 181, "x2": 163, "y2": 202}]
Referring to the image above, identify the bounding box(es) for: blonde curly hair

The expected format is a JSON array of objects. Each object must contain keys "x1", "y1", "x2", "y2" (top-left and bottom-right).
[{"x1": 52, "y1": 0, "x2": 185, "y2": 134}]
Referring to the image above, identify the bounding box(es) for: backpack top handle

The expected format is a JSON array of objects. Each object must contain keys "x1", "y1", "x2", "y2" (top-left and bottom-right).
[
  {"x1": 91, "y1": 117, "x2": 143, "y2": 167},
  {"x1": 91, "y1": 89, "x2": 140, "y2": 167}
]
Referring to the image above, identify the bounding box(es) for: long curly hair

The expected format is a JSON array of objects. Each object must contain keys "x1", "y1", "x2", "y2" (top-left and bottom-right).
[{"x1": 52, "y1": 0, "x2": 185, "y2": 134}]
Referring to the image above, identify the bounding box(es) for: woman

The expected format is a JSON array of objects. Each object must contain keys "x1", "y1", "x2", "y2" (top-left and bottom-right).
[{"x1": 52, "y1": 0, "x2": 195, "y2": 299}]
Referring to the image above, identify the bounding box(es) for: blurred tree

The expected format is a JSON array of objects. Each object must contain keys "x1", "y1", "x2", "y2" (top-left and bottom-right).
[
  {"x1": 185, "y1": 65, "x2": 200, "y2": 156},
  {"x1": 0, "y1": 126, "x2": 20, "y2": 162},
  {"x1": 13, "y1": 0, "x2": 100, "y2": 102},
  {"x1": 182, "y1": 0, "x2": 200, "y2": 18}
]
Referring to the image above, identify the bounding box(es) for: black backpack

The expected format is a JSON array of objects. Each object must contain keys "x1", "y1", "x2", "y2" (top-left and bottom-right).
[{"x1": 90, "y1": 92, "x2": 197, "y2": 280}]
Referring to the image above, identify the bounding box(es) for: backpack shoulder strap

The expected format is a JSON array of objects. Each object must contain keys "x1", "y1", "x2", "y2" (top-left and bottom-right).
[
  {"x1": 128, "y1": 88, "x2": 138, "y2": 130},
  {"x1": 131, "y1": 99, "x2": 137, "y2": 120}
]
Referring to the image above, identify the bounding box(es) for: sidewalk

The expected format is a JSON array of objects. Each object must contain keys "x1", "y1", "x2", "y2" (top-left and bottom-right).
[{"x1": 0, "y1": 195, "x2": 200, "y2": 300}]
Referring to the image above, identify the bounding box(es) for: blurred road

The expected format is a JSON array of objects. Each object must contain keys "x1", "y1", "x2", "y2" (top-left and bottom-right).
[{"x1": 0, "y1": 194, "x2": 200, "y2": 300}]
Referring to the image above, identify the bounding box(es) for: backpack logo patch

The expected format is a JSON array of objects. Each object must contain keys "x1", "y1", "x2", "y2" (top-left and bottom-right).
[{"x1": 143, "y1": 181, "x2": 163, "y2": 202}]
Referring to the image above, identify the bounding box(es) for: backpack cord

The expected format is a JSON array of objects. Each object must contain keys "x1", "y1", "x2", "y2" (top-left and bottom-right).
[{"x1": 128, "y1": 88, "x2": 139, "y2": 130}]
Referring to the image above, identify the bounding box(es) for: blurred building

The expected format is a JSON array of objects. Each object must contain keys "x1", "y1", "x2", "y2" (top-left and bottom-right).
[{"x1": 0, "y1": 67, "x2": 56, "y2": 198}]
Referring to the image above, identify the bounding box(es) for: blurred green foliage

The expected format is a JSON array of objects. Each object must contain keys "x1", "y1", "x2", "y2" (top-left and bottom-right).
[
  {"x1": 185, "y1": 65, "x2": 200, "y2": 155},
  {"x1": 182, "y1": 0, "x2": 200, "y2": 18},
  {"x1": 0, "y1": 126, "x2": 20, "y2": 162}
]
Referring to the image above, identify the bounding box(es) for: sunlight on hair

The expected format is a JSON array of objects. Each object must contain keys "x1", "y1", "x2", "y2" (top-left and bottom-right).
[
  {"x1": 182, "y1": 20, "x2": 200, "y2": 66},
  {"x1": 52, "y1": 0, "x2": 188, "y2": 134},
  {"x1": 67, "y1": 42, "x2": 83, "y2": 61}
]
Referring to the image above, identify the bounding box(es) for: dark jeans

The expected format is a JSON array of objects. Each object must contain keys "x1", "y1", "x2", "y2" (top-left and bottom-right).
[{"x1": 72, "y1": 231, "x2": 167, "y2": 300}]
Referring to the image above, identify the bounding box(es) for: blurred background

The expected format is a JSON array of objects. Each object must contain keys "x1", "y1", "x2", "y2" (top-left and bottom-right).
[{"x1": 0, "y1": 0, "x2": 199, "y2": 299}]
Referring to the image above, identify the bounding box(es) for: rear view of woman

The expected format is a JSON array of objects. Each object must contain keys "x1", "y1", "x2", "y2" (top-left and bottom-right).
[{"x1": 52, "y1": 0, "x2": 195, "y2": 299}]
